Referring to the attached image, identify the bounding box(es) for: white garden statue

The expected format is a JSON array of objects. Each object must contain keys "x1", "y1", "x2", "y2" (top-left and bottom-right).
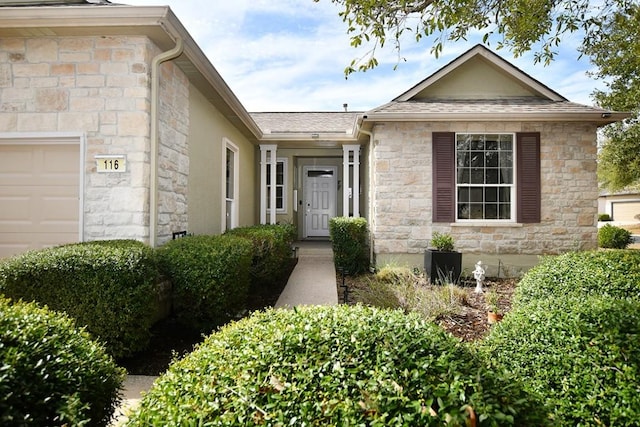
[{"x1": 473, "y1": 261, "x2": 485, "y2": 294}]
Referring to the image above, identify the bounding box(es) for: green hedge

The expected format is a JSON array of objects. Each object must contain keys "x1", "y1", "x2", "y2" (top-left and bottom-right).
[
  {"x1": 224, "y1": 223, "x2": 296, "y2": 286},
  {"x1": 514, "y1": 250, "x2": 640, "y2": 307},
  {"x1": 598, "y1": 223, "x2": 633, "y2": 248},
  {"x1": 329, "y1": 217, "x2": 369, "y2": 274},
  {"x1": 481, "y1": 296, "x2": 640, "y2": 426},
  {"x1": 126, "y1": 305, "x2": 546, "y2": 426},
  {"x1": 157, "y1": 235, "x2": 253, "y2": 332},
  {"x1": 0, "y1": 240, "x2": 159, "y2": 358},
  {"x1": 0, "y1": 297, "x2": 124, "y2": 426}
]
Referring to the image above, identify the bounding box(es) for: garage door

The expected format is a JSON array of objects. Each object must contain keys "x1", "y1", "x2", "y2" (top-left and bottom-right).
[
  {"x1": 612, "y1": 201, "x2": 640, "y2": 222},
  {"x1": 0, "y1": 142, "x2": 80, "y2": 259}
]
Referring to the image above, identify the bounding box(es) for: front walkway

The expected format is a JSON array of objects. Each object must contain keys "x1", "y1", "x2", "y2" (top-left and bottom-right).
[{"x1": 275, "y1": 240, "x2": 338, "y2": 307}]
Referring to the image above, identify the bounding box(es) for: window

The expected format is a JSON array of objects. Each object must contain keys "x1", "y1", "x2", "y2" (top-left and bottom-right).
[
  {"x1": 266, "y1": 158, "x2": 288, "y2": 213},
  {"x1": 456, "y1": 134, "x2": 514, "y2": 220},
  {"x1": 432, "y1": 132, "x2": 540, "y2": 224},
  {"x1": 223, "y1": 139, "x2": 239, "y2": 231}
]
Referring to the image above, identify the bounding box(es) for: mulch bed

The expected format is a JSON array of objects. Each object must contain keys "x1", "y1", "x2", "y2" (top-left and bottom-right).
[
  {"x1": 337, "y1": 271, "x2": 517, "y2": 342},
  {"x1": 120, "y1": 261, "x2": 515, "y2": 376}
]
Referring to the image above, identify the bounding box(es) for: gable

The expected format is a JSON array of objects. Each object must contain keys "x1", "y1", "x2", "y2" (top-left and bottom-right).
[
  {"x1": 410, "y1": 55, "x2": 543, "y2": 100},
  {"x1": 394, "y1": 44, "x2": 566, "y2": 102}
]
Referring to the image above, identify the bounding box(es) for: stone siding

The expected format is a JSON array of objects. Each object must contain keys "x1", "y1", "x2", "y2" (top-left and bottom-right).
[
  {"x1": 0, "y1": 36, "x2": 189, "y2": 244},
  {"x1": 371, "y1": 121, "x2": 599, "y2": 259}
]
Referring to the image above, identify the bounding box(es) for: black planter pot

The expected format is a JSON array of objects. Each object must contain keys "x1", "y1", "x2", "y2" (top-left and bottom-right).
[{"x1": 424, "y1": 249, "x2": 462, "y2": 285}]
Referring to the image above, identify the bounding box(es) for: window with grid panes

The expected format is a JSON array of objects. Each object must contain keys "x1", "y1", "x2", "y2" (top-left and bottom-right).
[{"x1": 455, "y1": 134, "x2": 514, "y2": 220}]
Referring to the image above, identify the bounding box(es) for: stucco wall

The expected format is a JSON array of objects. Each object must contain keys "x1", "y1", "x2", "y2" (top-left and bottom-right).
[
  {"x1": 371, "y1": 121, "x2": 599, "y2": 272},
  {"x1": 188, "y1": 85, "x2": 256, "y2": 235}
]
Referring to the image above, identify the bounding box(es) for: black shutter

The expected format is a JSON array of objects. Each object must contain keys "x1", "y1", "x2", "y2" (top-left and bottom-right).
[
  {"x1": 516, "y1": 132, "x2": 541, "y2": 223},
  {"x1": 432, "y1": 132, "x2": 456, "y2": 222}
]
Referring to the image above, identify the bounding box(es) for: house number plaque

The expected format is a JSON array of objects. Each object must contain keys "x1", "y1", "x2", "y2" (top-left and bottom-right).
[{"x1": 95, "y1": 155, "x2": 126, "y2": 173}]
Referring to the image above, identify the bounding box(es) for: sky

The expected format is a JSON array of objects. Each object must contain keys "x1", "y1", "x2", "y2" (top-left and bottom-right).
[{"x1": 122, "y1": 0, "x2": 604, "y2": 113}]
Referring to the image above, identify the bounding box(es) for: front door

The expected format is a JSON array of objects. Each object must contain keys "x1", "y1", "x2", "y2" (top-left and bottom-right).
[{"x1": 303, "y1": 166, "x2": 337, "y2": 238}]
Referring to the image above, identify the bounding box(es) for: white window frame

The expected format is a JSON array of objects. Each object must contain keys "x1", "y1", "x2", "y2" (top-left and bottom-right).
[
  {"x1": 266, "y1": 157, "x2": 288, "y2": 214},
  {"x1": 455, "y1": 133, "x2": 516, "y2": 223},
  {"x1": 222, "y1": 138, "x2": 239, "y2": 232}
]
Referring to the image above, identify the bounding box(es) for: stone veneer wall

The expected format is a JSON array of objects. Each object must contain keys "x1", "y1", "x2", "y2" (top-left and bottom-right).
[
  {"x1": 0, "y1": 36, "x2": 189, "y2": 245},
  {"x1": 156, "y1": 57, "x2": 189, "y2": 244},
  {"x1": 371, "y1": 121, "x2": 599, "y2": 259}
]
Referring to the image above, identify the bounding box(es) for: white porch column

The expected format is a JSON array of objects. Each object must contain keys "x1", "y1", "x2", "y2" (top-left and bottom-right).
[
  {"x1": 260, "y1": 144, "x2": 278, "y2": 224},
  {"x1": 343, "y1": 144, "x2": 361, "y2": 217}
]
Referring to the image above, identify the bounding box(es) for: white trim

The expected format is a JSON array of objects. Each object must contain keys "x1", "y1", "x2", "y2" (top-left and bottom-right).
[
  {"x1": 222, "y1": 138, "x2": 240, "y2": 232},
  {"x1": 0, "y1": 132, "x2": 85, "y2": 243},
  {"x1": 259, "y1": 144, "x2": 278, "y2": 224},
  {"x1": 454, "y1": 133, "x2": 516, "y2": 223},
  {"x1": 343, "y1": 144, "x2": 361, "y2": 217},
  {"x1": 267, "y1": 157, "x2": 288, "y2": 215}
]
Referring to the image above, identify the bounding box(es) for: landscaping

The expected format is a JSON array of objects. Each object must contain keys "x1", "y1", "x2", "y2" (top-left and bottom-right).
[
  {"x1": 0, "y1": 297, "x2": 124, "y2": 426},
  {"x1": 1, "y1": 221, "x2": 639, "y2": 425}
]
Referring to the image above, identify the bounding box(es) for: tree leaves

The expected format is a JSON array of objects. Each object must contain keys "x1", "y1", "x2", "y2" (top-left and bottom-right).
[{"x1": 319, "y1": 0, "x2": 630, "y2": 75}]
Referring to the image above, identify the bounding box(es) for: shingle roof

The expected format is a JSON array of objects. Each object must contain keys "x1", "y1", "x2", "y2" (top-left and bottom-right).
[
  {"x1": 250, "y1": 112, "x2": 362, "y2": 135},
  {"x1": 0, "y1": 0, "x2": 114, "y2": 6},
  {"x1": 368, "y1": 98, "x2": 610, "y2": 115}
]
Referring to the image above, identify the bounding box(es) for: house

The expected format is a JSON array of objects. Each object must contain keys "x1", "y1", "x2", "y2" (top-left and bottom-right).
[
  {"x1": 599, "y1": 190, "x2": 640, "y2": 222},
  {"x1": 0, "y1": 1, "x2": 628, "y2": 274}
]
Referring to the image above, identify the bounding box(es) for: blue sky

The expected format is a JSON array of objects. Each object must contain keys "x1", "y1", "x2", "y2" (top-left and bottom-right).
[{"x1": 123, "y1": 0, "x2": 604, "y2": 112}]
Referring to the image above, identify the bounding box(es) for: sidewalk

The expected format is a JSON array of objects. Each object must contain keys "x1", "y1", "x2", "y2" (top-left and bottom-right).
[
  {"x1": 275, "y1": 240, "x2": 338, "y2": 307},
  {"x1": 114, "y1": 240, "x2": 338, "y2": 425}
]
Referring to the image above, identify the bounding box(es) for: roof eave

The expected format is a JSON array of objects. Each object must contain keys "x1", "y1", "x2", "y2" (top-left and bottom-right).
[
  {"x1": 261, "y1": 133, "x2": 358, "y2": 142},
  {"x1": 362, "y1": 112, "x2": 631, "y2": 124}
]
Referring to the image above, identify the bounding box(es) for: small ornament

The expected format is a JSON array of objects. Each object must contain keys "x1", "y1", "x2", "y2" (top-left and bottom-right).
[{"x1": 473, "y1": 261, "x2": 485, "y2": 294}]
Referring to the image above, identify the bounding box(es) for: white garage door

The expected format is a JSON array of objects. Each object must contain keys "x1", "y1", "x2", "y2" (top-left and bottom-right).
[
  {"x1": 0, "y1": 141, "x2": 80, "y2": 259},
  {"x1": 612, "y1": 201, "x2": 640, "y2": 222}
]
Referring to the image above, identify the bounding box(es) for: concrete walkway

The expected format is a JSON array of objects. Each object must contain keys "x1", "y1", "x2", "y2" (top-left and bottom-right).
[
  {"x1": 113, "y1": 240, "x2": 338, "y2": 425},
  {"x1": 275, "y1": 240, "x2": 338, "y2": 307}
]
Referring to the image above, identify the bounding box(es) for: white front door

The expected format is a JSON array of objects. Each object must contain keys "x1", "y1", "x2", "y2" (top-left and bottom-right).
[{"x1": 303, "y1": 166, "x2": 337, "y2": 238}]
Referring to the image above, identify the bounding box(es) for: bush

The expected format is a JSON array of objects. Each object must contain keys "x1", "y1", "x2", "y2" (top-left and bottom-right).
[
  {"x1": 126, "y1": 305, "x2": 546, "y2": 426},
  {"x1": 0, "y1": 297, "x2": 125, "y2": 426},
  {"x1": 224, "y1": 223, "x2": 296, "y2": 286},
  {"x1": 598, "y1": 213, "x2": 612, "y2": 221},
  {"x1": 329, "y1": 217, "x2": 369, "y2": 274},
  {"x1": 157, "y1": 234, "x2": 253, "y2": 332},
  {"x1": 355, "y1": 265, "x2": 468, "y2": 321},
  {"x1": 514, "y1": 250, "x2": 640, "y2": 307},
  {"x1": 0, "y1": 240, "x2": 160, "y2": 358},
  {"x1": 598, "y1": 223, "x2": 633, "y2": 248},
  {"x1": 481, "y1": 296, "x2": 640, "y2": 426}
]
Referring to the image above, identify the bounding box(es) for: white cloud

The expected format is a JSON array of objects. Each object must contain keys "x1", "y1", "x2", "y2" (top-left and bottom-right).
[{"x1": 123, "y1": 0, "x2": 603, "y2": 110}]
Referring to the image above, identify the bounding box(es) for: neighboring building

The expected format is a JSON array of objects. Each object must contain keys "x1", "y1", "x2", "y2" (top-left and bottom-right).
[
  {"x1": 599, "y1": 190, "x2": 640, "y2": 222},
  {"x1": 0, "y1": 2, "x2": 629, "y2": 274}
]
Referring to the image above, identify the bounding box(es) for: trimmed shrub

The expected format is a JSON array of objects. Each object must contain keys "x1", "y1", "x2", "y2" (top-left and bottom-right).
[
  {"x1": 481, "y1": 296, "x2": 640, "y2": 426},
  {"x1": 157, "y1": 234, "x2": 253, "y2": 332},
  {"x1": 224, "y1": 223, "x2": 296, "y2": 286},
  {"x1": 514, "y1": 250, "x2": 640, "y2": 307},
  {"x1": 126, "y1": 305, "x2": 547, "y2": 426},
  {"x1": 0, "y1": 240, "x2": 159, "y2": 358},
  {"x1": 598, "y1": 213, "x2": 612, "y2": 221},
  {"x1": 0, "y1": 297, "x2": 125, "y2": 426},
  {"x1": 329, "y1": 216, "x2": 369, "y2": 274},
  {"x1": 598, "y1": 223, "x2": 633, "y2": 248}
]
